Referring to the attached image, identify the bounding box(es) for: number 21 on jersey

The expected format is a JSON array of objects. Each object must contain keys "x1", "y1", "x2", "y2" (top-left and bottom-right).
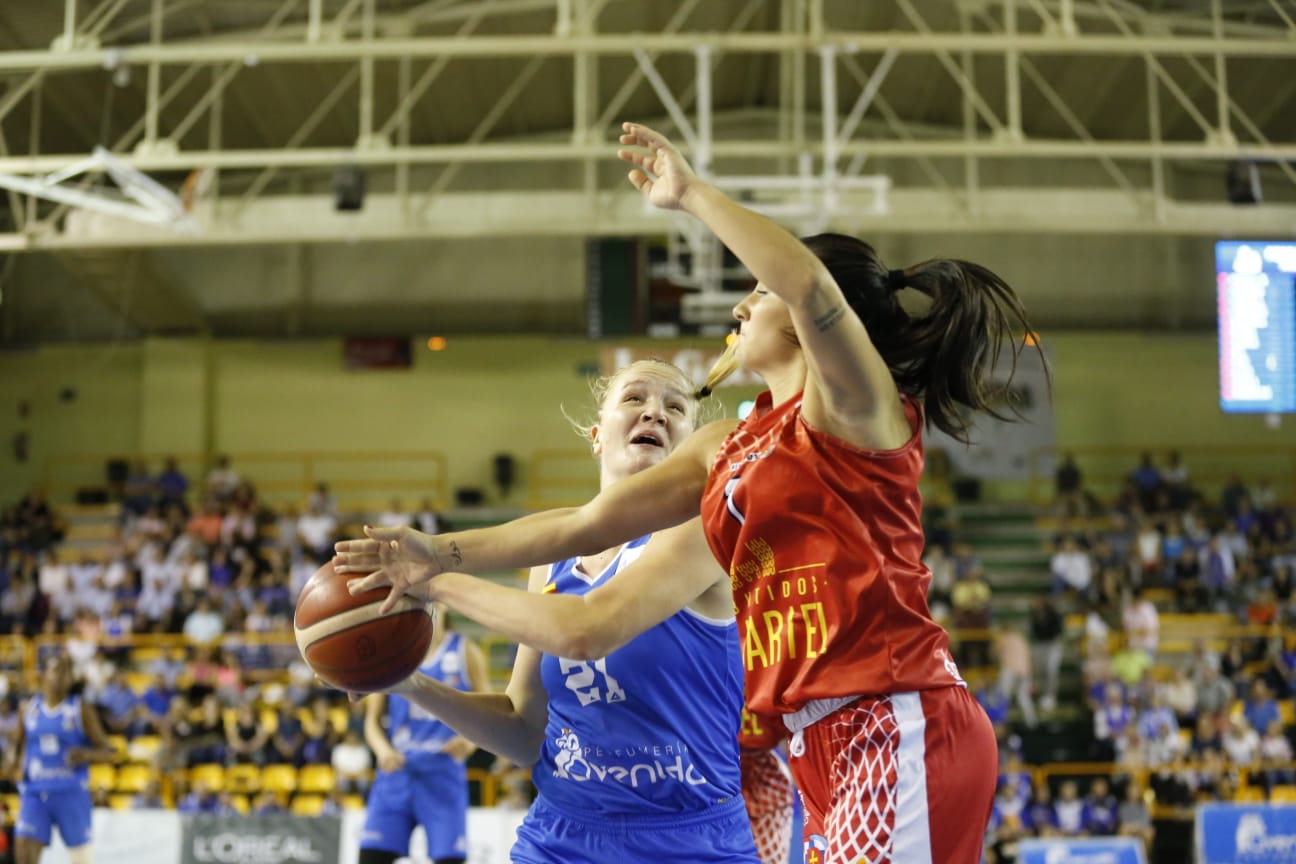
[{"x1": 559, "y1": 658, "x2": 627, "y2": 707}]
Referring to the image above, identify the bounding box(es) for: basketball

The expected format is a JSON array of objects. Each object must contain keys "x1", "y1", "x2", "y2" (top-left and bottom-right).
[{"x1": 293, "y1": 559, "x2": 434, "y2": 693}]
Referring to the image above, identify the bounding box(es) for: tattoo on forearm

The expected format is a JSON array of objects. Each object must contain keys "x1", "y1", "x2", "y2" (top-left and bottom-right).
[
  {"x1": 448, "y1": 540, "x2": 463, "y2": 568},
  {"x1": 814, "y1": 305, "x2": 846, "y2": 332}
]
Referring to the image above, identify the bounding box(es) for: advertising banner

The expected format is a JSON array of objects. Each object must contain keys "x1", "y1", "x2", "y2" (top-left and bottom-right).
[
  {"x1": 1016, "y1": 837, "x2": 1147, "y2": 864},
  {"x1": 181, "y1": 814, "x2": 341, "y2": 864},
  {"x1": 1197, "y1": 802, "x2": 1296, "y2": 864}
]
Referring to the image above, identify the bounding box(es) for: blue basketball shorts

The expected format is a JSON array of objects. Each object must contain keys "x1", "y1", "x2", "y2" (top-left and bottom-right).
[
  {"x1": 359, "y1": 767, "x2": 468, "y2": 860},
  {"x1": 15, "y1": 787, "x2": 93, "y2": 847},
  {"x1": 510, "y1": 795, "x2": 760, "y2": 864}
]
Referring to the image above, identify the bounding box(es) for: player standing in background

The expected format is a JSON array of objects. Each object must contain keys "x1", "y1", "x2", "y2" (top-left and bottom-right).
[
  {"x1": 9, "y1": 654, "x2": 116, "y2": 864},
  {"x1": 359, "y1": 606, "x2": 490, "y2": 864}
]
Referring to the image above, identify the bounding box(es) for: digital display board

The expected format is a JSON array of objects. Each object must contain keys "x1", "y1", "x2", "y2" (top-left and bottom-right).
[{"x1": 1217, "y1": 241, "x2": 1296, "y2": 413}]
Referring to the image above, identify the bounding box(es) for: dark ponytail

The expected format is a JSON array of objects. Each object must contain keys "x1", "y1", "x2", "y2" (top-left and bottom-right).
[{"x1": 801, "y1": 234, "x2": 1046, "y2": 444}]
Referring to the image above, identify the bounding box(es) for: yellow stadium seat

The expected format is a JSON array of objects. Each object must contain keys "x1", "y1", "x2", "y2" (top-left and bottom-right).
[
  {"x1": 3, "y1": 794, "x2": 17, "y2": 817},
  {"x1": 114, "y1": 763, "x2": 154, "y2": 794},
  {"x1": 89, "y1": 763, "x2": 117, "y2": 791},
  {"x1": 124, "y1": 671, "x2": 153, "y2": 693},
  {"x1": 297, "y1": 764, "x2": 335, "y2": 795},
  {"x1": 127, "y1": 735, "x2": 162, "y2": 763},
  {"x1": 260, "y1": 764, "x2": 298, "y2": 795},
  {"x1": 1235, "y1": 787, "x2": 1266, "y2": 802},
  {"x1": 228, "y1": 794, "x2": 250, "y2": 815},
  {"x1": 104, "y1": 735, "x2": 129, "y2": 762},
  {"x1": 129, "y1": 647, "x2": 164, "y2": 664},
  {"x1": 1271, "y1": 786, "x2": 1296, "y2": 803},
  {"x1": 224, "y1": 764, "x2": 261, "y2": 795},
  {"x1": 328, "y1": 707, "x2": 349, "y2": 737},
  {"x1": 342, "y1": 794, "x2": 366, "y2": 810},
  {"x1": 109, "y1": 794, "x2": 136, "y2": 811},
  {"x1": 189, "y1": 763, "x2": 226, "y2": 793},
  {"x1": 291, "y1": 794, "x2": 326, "y2": 816},
  {"x1": 1282, "y1": 701, "x2": 1295, "y2": 726}
]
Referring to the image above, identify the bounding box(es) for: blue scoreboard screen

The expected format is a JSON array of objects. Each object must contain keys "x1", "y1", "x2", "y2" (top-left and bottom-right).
[{"x1": 1217, "y1": 241, "x2": 1296, "y2": 414}]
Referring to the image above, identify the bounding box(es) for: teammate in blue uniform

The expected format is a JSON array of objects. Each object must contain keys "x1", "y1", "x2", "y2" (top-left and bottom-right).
[
  {"x1": 359, "y1": 606, "x2": 490, "y2": 864},
  {"x1": 342, "y1": 360, "x2": 760, "y2": 863},
  {"x1": 9, "y1": 654, "x2": 115, "y2": 864}
]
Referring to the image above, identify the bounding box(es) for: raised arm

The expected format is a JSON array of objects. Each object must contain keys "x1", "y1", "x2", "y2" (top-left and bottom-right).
[
  {"x1": 619, "y1": 122, "x2": 908, "y2": 449},
  {"x1": 338, "y1": 418, "x2": 733, "y2": 613}
]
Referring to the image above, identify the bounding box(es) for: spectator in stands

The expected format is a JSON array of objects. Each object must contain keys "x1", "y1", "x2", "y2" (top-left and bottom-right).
[
  {"x1": 1121, "y1": 586, "x2": 1159, "y2": 658},
  {"x1": 1028, "y1": 593, "x2": 1064, "y2": 714},
  {"x1": 251, "y1": 790, "x2": 285, "y2": 815},
  {"x1": 267, "y1": 704, "x2": 305, "y2": 767},
  {"x1": 1116, "y1": 782, "x2": 1155, "y2": 850},
  {"x1": 204, "y1": 455, "x2": 241, "y2": 504},
  {"x1": 1132, "y1": 518, "x2": 1163, "y2": 580},
  {"x1": 176, "y1": 780, "x2": 221, "y2": 813},
  {"x1": 331, "y1": 728, "x2": 374, "y2": 796},
  {"x1": 376, "y1": 499, "x2": 413, "y2": 529},
  {"x1": 295, "y1": 501, "x2": 338, "y2": 561},
  {"x1": 952, "y1": 563, "x2": 993, "y2": 669},
  {"x1": 995, "y1": 625, "x2": 1037, "y2": 728},
  {"x1": 1128, "y1": 452, "x2": 1162, "y2": 512},
  {"x1": 1050, "y1": 535, "x2": 1092, "y2": 597},
  {"x1": 1170, "y1": 544, "x2": 1209, "y2": 612},
  {"x1": 923, "y1": 543, "x2": 956, "y2": 625},
  {"x1": 988, "y1": 775, "x2": 1030, "y2": 859},
  {"x1": 155, "y1": 457, "x2": 189, "y2": 511},
  {"x1": 1221, "y1": 714, "x2": 1261, "y2": 767},
  {"x1": 1054, "y1": 452, "x2": 1086, "y2": 518},
  {"x1": 300, "y1": 695, "x2": 338, "y2": 765},
  {"x1": 1083, "y1": 777, "x2": 1119, "y2": 836},
  {"x1": 96, "y1": 668, "x2": 142, "y2": 736},
  {"x1": 1194, "y1": 665, "x2": 1235, "y2": 733},
  {"x1": 182, "y1": 596, "x2": 225, "y2": 645},
  {"x1": 165, "y1": 692, "x2": 226, "y2": 769},
  {"x1": 1027, "y1": 781, "x2": 1057, "y2": 837},
  {"x1": 1052, "y1": 780, "x2": 1087, "y2": 836},
  {"x1": 1161, "y1": 666, "x2": 1198, "y2": 727},
  {"x1": 1137, "y1": 689, "x2": 1179, "y2": 742},
  {"x1": 122, "y1": 460, "x2": 156, "y2": 516},
  {"x1": 1242, "y1": 679, "x2": 1282, "y2": 736},
  {"x1": 413, "y1": 498, "x2": 443, "y2": 535},
  {"x1": 1219, "y1": 472, "x2": 1249, "y2": 520},
  {"x1": 130, "y1": 779, "x2": 166, "y2": 810},
  {"x1": 307, "y1": 482, "x2": 337, "y2": 517},
  {"x1": 0, "y1": 569, "x2": 36, "y2": 635},
  {"x1": 1259, "y1": 718, "x2": 1294, "y2": 789},
  {"x1": 224, "y1": 700, "x2": 269, "y2": 766},
  {"x1": 1093, "y1": 683, "x2": 1134, "y2": 762},
  {"x1": 1160, "y1": 450, "x2": 1191, "y2": 510}
]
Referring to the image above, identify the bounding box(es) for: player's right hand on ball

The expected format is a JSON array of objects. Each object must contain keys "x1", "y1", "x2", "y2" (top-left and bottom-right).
[{"x1": 336, "y1": 524, "x2": 443, "y2": 614}]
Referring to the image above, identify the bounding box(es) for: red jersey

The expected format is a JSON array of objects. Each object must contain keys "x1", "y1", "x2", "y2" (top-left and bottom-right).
[{"x1": 700, "y1": 390, "x2": 963, "y2": 717}]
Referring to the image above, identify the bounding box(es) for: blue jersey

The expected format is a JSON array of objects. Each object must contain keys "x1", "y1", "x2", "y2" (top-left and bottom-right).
[
  {"x1": 20, "y1": 695, "x2": 90, "y2": 793},
  {"x1": 534, "y1": 535, "x2": 746, "y2": 817},
  {"x1": 384, "y1": 631, "x2": 472, "y2": 774}
]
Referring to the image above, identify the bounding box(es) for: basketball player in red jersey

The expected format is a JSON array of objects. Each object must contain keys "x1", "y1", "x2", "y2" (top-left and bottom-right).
[{"x1": 338, "y1": 121, "x2": 1044, "y2": 863}]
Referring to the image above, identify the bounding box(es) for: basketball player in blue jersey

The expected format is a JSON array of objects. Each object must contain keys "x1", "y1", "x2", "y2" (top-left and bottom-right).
[
  {"x1": 8, "y1": 654, "x2": 116, "y2": 864},
  {"x1": 342, "y1": 360, "x2": 762, "y2": 863},
  {"x1": 359, "y1": 605, "x2": 490, "y2": 864}
]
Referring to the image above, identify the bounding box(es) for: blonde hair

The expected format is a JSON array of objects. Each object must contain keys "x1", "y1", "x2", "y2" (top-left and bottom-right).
[
  {"x1": 699, "y1": 338, "x2": 741, "y2": 397},
  {"x1": 564, "y1": 358, "x2": 711, "y2": 444}
]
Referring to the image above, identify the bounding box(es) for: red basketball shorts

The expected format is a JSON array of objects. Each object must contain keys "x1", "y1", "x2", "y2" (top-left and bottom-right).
[{"x1": 787, "y1": 686, "x2": 997, "y2": 864}]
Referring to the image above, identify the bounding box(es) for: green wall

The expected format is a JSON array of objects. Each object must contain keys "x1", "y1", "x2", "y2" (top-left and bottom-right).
[{"x1": 0, "y1": 331, "x2": 1287, "y2": 507}]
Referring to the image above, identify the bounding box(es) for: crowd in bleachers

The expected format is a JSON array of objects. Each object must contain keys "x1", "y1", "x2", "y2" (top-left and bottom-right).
[
  {"x1": 930, "y1": 450, "x2": 1295, "y2": 863},
  {"x1": 0, "y1": 450, "x2": 1292, "y2": 863},
  {"x1": 0, "y1": 456, "x2": 468, "y2": 819}
]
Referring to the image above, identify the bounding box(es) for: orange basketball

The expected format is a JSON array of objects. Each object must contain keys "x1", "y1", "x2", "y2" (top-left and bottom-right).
[{"x1": 293, "y1": 560, "x2": 434, "y2": 693}]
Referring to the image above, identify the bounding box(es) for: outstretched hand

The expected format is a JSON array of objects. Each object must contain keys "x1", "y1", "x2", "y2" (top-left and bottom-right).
[
  {"x1": 335, "y1": 524, "x2": 444, "y2": 615},
  {"x1": 617, "y1": 122, "x2": 699, "y2": 211}
]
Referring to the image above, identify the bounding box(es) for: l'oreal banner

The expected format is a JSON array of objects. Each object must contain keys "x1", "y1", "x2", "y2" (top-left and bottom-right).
[
  {"x1": 1197, "y1": 802, "x2": 1296, "y2": 864},
  {"x1": 181, "y1": 814, "x2": 341, "y2": 864},
  {"x1": 1016, "y1": 837, "x2": 1147, "y2": 864}
]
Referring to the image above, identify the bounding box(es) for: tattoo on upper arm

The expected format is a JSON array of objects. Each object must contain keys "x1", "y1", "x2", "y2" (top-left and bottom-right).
[
  {"x1": 448, "y1": 540, "x2": 463, "y2": 568},
  {"x1": 813, "y1": 305, "x2": 846, "y2": 332}
]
